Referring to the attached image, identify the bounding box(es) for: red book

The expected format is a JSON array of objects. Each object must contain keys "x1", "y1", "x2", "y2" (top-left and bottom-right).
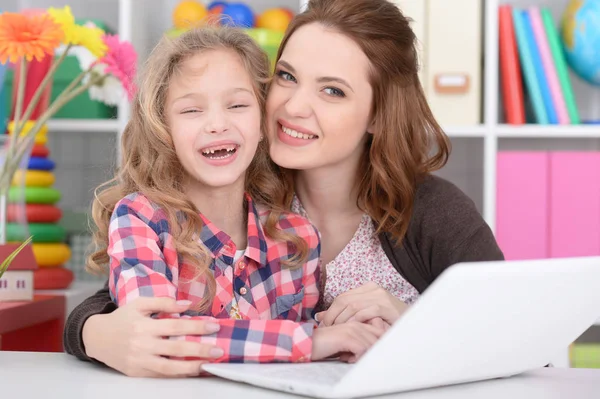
[{"x1": 499, "y1": 5, "x2": 526, "y2": 124}]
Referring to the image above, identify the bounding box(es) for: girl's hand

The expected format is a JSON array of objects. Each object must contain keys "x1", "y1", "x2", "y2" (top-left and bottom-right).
[
  {"x1": 311, "y1": 322, "x2": 385, "y2": 363},
  {"x1": 315, "y1": 282, "x2": 409, "y2": 327},
  {"x1": 82, "y1": 297, "x2": 224, "y2": 378}
]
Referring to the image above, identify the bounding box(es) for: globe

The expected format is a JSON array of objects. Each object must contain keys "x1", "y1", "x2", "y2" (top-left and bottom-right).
[{"x1": 561, "y1": 0, "x2": 600, "y2": 86}]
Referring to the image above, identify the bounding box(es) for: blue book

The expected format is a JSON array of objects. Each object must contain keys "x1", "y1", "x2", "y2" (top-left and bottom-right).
[
  {"x1": 512, "y1": 8, "x2": 548, "y2": 124},
  {"x1": 523, "y1": 9, "x2": 558, "y2": 124}
]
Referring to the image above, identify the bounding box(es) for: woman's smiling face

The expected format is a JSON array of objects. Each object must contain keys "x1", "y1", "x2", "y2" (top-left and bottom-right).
[{"x1": 266, "y1": 22, "x2": 374, "y2": 171}]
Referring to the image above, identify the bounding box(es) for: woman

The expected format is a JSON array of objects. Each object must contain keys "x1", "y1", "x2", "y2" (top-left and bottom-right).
[{"x1": 64, "y1": 0, "x2": 503, "y2": 377}]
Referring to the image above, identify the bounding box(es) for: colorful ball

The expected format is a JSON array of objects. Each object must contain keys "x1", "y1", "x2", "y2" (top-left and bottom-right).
[
  {"x1": 173, "y1": 0, "x2": 207, "y2": 29},
  {"x1": 208, "y1": 1, "x2": 227, "y2": 10},
  {"x1": 280, "y1": 8, "x2": 294, "y2": 20},
  {"x1": 206, "y1": 4, "x2": 226, "y2": 25},
  {"x1": 257, "y1": 8, "x2": 292, "y2": 33},
  {"x1": 222, "y1": 3, "x2": 255, "y2": 28}
]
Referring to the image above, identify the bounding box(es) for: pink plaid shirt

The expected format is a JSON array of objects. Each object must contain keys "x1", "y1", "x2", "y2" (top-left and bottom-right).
[{"x1": 107, "y1": 192, "x2": 321, "y2": 363}]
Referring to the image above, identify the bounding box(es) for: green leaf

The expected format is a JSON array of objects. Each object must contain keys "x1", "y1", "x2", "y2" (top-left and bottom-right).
[{"x1": 0, "y1": 236, "x2": 33, "y2": 279}]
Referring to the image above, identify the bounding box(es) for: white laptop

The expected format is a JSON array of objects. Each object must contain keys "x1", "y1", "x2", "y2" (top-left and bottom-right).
[{"x1": 202, "y1": 256, "x2": 600, "y2": 398}]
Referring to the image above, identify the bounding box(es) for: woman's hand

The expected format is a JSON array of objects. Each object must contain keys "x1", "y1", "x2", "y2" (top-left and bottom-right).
[
  {"x1": 315, "y1": 282, "x2": 409, "y2": 327},
  {"x1": 311, "y1": 322, "x2": 385, "y2": 363},
  {"x1": 82, "y1": 297, "x2": 225, "y2": 378}
]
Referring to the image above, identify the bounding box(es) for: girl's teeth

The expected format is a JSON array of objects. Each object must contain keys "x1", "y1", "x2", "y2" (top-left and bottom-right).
[{"x1": 201, "y1": 145, "x2": 237, "y2": 155}]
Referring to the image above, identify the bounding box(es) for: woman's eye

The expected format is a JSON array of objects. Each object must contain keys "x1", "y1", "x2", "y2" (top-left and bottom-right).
[
  {"x1": 229, "y1": 104, "x2": 248, "y2": 109},
  {"x1": 276, "y1": 70, "x2": 297, "y2": 83},
  {"x1": 181, "y1": 109, "x2": 200, "y2": 114},
  {"x1": 324, "y1": 87, "x2": 345, "y2": 97}
]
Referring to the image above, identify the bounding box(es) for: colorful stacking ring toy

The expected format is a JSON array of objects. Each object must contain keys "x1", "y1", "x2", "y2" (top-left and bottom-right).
[
  {"x1": 6, "y1": 204, "x2": 63, "y2": 223},
  {"x1": 31, "y1": 144, "x2": 50, "y2": 158},
  {"x1": 28, "y1": 157, "x2": 55, "y2": 171},
  {"x1": 6, "y1": 223, "x2": 66, "y2": 243},
  {"x1": 7, "y1": 121, "x2": 49, "y2": 136},
  {"x1": 29, "y1": 133, "x2": 47, "y2": 145},
  {"x1": 7, "y1": 121, "x2": 48, "y2": 142},
  {"x1": 12, "y1": 170, "x2": 55, "y2": 187},
  {"x1": 34, "y1": 268, "x2": 74, "y2": 290},
  {"x1": 9, "y1": 186, "x2": 61, "y2": 204},
  {"x1": 32, "y1": 243, "x2": 72, "y2": 268}
]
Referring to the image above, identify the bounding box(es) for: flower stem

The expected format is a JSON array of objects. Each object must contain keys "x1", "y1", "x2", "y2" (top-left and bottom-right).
[
  {"x1": 9, "y1": 74, "x2": 105, "y2": 168},
  {"x1": 0, "y1": 186, "x2": 7, "y2": 245},
  {"x1": 16, "y1": 45, "x2": 73, "y2": 133},
  {"x1": 6, "y1": 59, "x2": 27, "y2": 169},
  {"x1": 5, "y1": 65, "x2": 100, "y2": 179},
  {"x1": 60, "y1": 66, "x2": 90, "y2": 97}
]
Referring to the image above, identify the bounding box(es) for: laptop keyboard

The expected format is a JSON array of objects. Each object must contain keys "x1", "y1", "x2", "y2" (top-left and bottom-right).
[{"x1": 263, "y1": 362, "x2": 352, "y2": 385}]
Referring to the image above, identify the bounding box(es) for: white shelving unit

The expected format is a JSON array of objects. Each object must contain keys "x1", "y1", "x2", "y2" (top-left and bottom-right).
[
  {"x1": 479, "y1": 0, "x2": 600, "y2": 233},
  {"x1": 116, "y1": 0, "x2": 600, "y2": 235},
  {"x1": 5, "y1": 0, "x2": 600, "y2": 233}
]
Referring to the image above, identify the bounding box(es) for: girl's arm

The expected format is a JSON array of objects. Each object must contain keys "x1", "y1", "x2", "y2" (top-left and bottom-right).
[{"x1": 109, "y1": 197, "x2": 320, "y2": 364}]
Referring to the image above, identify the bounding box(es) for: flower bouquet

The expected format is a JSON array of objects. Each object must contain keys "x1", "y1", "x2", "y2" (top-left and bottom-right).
[{"x1": 0, "y1": 6, "x2": 136, "y2": 276}]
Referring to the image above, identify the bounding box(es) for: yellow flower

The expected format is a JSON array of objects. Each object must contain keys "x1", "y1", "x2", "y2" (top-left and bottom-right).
[
  {"x1": 47, "y1": 6, "x2": 78, "y2": 45},
  {"x1": 75, "y1": 24, "x2": 107, "y2": 58}
]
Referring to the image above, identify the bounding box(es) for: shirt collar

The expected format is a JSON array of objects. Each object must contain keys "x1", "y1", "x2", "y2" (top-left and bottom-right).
[{"x1": 198, "y1": 193, "x2": 268, "y2": 267}]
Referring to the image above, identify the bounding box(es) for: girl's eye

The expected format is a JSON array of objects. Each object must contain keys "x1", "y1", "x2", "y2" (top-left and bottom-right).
[
  {"x1": 276, "y1": 69, "x2": 297, "y2": 83},
  {"x1": 229, "y1": 104, "x2": 248, "y2": 109},
  {"x1": 324, "y1": 87, "x2": 345, "y2": 97},
  {"x1": 181, "y1": 109, "x2": 200, "y2": 114}
]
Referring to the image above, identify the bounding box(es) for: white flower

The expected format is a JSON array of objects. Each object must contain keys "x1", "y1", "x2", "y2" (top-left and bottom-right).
[
  {"x1": 56, "y1": 45, "x2": 125, "y2": 107},
  {"x1": 88, "y1": 68, "x2": 124, "y2": 106}
]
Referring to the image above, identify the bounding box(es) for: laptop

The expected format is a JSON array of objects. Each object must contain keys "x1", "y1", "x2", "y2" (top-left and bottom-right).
[{"x1": 202, "y1": 256, "x2": 600, "y2": 398}]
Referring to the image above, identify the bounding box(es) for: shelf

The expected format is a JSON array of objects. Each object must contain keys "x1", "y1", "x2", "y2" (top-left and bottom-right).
[
  {"x1": 444, "y1": 126, "x2": 486, "y2": 137},
  {"x1": 47, "y1": 119, "x2": 121, "y2": 133},
  {"x1": 497, "y1": 125, "x2": 600, "y2": 138}
]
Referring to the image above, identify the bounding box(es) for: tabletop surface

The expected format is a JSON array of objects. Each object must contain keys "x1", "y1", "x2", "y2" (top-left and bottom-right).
[{"x1": 1, "y1": 351, "x2": 599, "y2": 399}]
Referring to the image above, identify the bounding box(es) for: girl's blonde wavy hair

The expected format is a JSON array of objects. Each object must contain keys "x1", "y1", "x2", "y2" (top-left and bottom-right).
[{"x1": 87, "y1": 26, "x2": 309, "y2": 312}]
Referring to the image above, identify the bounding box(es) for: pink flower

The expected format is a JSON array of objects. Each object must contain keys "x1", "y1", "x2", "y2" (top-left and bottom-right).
[{"x1": 98, "y1": 34, "x2": 137, "y2": 100}]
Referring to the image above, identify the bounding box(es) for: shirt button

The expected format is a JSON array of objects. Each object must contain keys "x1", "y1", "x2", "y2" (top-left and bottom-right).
[
  {"x1": 238, "y1": 261, "x2": 245, "y2": 270},
  {"x1": 239, "y1": 287, "x2": 247, "y2": 295}
]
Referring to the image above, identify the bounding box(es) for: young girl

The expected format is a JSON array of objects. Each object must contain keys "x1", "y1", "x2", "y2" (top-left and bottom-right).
[{"x1": 85, "y1": 26, "x2": 382, "y2": 372}]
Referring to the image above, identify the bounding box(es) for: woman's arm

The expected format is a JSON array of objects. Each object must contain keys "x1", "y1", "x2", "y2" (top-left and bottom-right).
[{"x1": 63, "y1": 281, "x2": 115, "y2": 362}]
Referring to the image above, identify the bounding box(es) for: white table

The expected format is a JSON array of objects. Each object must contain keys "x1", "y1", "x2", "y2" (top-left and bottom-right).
[{"x1": 1, "y1": 351, "x2": 599, "y2": 398}]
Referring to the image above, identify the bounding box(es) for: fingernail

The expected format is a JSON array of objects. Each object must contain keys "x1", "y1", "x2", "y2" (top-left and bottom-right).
[
  {"x1": 314, "y1": 313, "x2": 320, "y2": 322},
  {"x1": 176, "y1": 300, "x2": 192, "y2": 306},
  {"x1": 206, "y1": 322, "x2": 221, "y2": 333},
  {"x1": 210, "y1": 348, "x2": 224, "y2": 358}
]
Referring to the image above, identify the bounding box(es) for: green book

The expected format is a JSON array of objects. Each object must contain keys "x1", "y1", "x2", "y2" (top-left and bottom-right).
[{"x1": 541, "y1": 7, "x2": 580, "y2": 124}]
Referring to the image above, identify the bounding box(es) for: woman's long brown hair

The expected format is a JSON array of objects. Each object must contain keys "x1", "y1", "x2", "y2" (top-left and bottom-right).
[
  {"x1": 87, "y1": 27, "x2": 308, "y2": 312},
  {"x1": 277, "y1": 0, "x2": 451, "y2": 244}
]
